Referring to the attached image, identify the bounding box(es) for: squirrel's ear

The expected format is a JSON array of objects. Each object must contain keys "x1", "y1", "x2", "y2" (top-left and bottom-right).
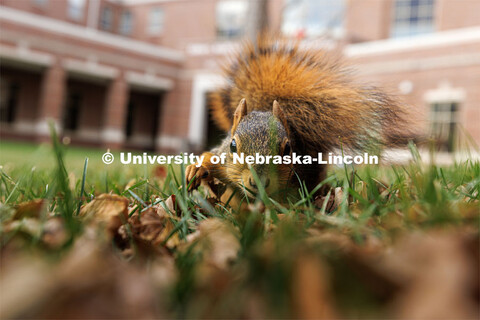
[
  {"x1": 231, "y1": 98, "x2": 248, "y2": 135},
  {"x1": 273, "y1": 100, "x2": 290, "y2": 137}
]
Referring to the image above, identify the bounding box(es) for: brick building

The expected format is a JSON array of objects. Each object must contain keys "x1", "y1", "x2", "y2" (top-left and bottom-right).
[{"x1": 0, "y1": 0, "x2": 479, "y2": 153}]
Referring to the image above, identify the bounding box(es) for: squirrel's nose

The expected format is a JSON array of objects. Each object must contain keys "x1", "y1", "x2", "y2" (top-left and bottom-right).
[{"x1": 248, "y1": 177, "x2": 270, "y2": 189}]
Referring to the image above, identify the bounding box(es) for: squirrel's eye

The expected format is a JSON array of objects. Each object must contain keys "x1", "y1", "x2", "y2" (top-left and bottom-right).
[
  {"x1": 230, "y1": 139, "x2": 237, "y2": 153},
  {"x1": 283, "y1": 141, "x2": 291, "y2": 155}
]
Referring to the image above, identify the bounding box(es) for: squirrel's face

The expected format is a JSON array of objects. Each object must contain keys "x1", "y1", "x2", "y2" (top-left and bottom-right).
[{"x1": 225, "y1": 111, "x2": 293, "y2": 199}]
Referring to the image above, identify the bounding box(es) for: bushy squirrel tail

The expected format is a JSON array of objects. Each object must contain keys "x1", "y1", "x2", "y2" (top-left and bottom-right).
[
  {"x1": 209, "y1": 36, "x2": 417, "y2": 151},
  {"x1": 209, "y1": 89, "x2": 235, "y2": 132}
]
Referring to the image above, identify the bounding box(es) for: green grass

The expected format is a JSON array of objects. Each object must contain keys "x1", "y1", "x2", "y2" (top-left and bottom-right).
[
  {"x1": 1, "y1": 135, "x2": 479, "y2": 319},
  {"x1": 1, "y1": 140, "x2": 107, "y2": 171}
]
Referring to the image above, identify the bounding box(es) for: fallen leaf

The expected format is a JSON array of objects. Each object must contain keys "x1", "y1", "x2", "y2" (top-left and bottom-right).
[
  {"x1": 119, "y1": 198, "x2": 182, "y2": 257},
  {"x1": 132, "y1": 207, "x2": 180, "y2": 249},
  {"x1": 41, "y1": 217, "x2": 68, "y2": 249},
  {"x1": 291, "y1": 252, "x2": 338, "y2": 319},
  {"x1": 314, "y1": 187, "x2": 343, "y2": 213},
  {"x1": 181, "y1": 218, "x2": 240, "y2": 284},
  {"x1": 79, "y1": 194, "x2": 129, "y2": 237},
  {"x1": 14, "y1": 199, "x2": 46, "y2": 219},
  {"x1": 387, "y1": 230, "x2": 479, "y2": 319},
  {"x1": 152, "y1": 165, "x2": 167, "y2": 179},
  {"x1": 197, "y1": 218, "x2": 240, "y2": 270},
  {"x1": 3, "y1": 218, "x2": 42, "y2": 238}
]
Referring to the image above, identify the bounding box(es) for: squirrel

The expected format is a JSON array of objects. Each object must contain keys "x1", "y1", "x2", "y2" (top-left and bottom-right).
[{"x1": 186, "y1": 37, "x2": 410, "y2": 204}]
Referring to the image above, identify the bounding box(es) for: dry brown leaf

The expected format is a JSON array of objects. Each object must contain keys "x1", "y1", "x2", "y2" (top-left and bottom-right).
[
  {"x1": 79, "y1": 194, "x2": 129, "y2": 236},
  {"x1": 152, "y1": 165, "x2": 167, "y2": 179},
  {"x1": 163, "y1": 194, "x2": 180, "y2": 217},
  {"x1": 386, "y1": 230, "x2": 479, "y2": 319},
  {"x1": 149, "y1": 256, "x2": 178, "y2": 288},
  {"x1": 306, "y1": 229, "x2": 354, "y2": 253},
  {"x1": 334, "y1": 187, "x2": 345, "y2": 208},
  {"x1": 41, "y1": 237, "x2": 159, "y2": 319},
  {"x1": 120, "y1": 197, "x2": 182, "y2": 256},
  {"x1": 68, "y1": 172, "x2": 76, "y2": 191},
  {"x1": 314, "y1": 187, "x2": 343, "y2": 213},
  {"x1": 0, "y1": 255, "x2": 54, "y2": 319},
  {"x1": 3, "y1": 218, "x2": 42, "y2": 238},
  {"x1": 291, "y1": 253, "x2": 338, "y2": 319},
  {"x1": 181, "y1": 218, "x2": 240, "y2": 283},
  {"x1": 202, "y1": 177, "x2": 227, "y2": 201},
  {"x1": 41, "y1": 217, "x2": 68, "y2": 249},
  {"x1": 13, "y1": 199, "x2": 46, "y2": 219},
  {"x1": 198, "y1": 218, "x2": 240, "y2": 270},
  {"x1": 346, "y1": 230, "x2": 479, "y2": 319},
  {"x1": 130, "y1": 207, "x2": 180, "y2": 249}
]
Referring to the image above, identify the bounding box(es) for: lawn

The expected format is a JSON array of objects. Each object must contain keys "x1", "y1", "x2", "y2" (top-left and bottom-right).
[{"x1": 1, "y1": 135, "x2": 479, "y2": 319}]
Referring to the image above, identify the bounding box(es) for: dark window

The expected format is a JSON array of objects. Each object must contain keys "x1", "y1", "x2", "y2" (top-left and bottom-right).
[
  {"x1": 125, "y1": 100, "x2": 134, "y2": 138},
  {"x1": 0, "y1": 80, "x2": 18, "y2": 124},
  {"x1": 430, "y1": 102, "x2": 458, "y2": 152},
  {"x1": 63, "y1": 93, "x2": 81, "y2": 131}
]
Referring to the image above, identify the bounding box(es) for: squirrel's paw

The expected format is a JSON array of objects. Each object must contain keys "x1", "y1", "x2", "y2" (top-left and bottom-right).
[{"x1": 185, "y1": 164, "x2": 209, "y2": 191}]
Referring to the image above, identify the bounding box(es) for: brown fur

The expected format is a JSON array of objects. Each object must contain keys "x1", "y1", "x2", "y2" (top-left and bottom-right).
[
  {"x1": 188, "y1": 37, "x2": 412, "y2": 202},
  {"x1": 210, "y1": 37, "x2": 409, "y2": 154}
]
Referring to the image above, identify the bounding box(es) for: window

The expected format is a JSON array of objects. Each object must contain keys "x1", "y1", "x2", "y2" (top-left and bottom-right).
[
  {"x1": 216, "y1": 0, "x2": 248, "y2": 39},
  {"x1": 119, "y1": 10, "x2": 133, "y2": 35},
  {"x1": 100, "y1": 7, "x2": 113, "y2": 30},
  {"x1": 391, "y1": 0, "x2": 435, "y2": 38},
  {"x1": 429, "y1": 102, "x2": 459, "y2": 152},
  {"x1": 282, "y1": 0, "x2": 345, "y2": 38},
  {"x1": 32, "y1": 0, "x2": 48, "y2": 7},
  {"x1": 148, "y1": 7, "x2": 165, "y2": 35},
  {"x1": 67, "y1": 0, "x2": 86, "y2": 21},
  {"x1": 0, "y1": 79, "x2": 18, "y2": 124},
  {"x1": 63, "y1": 93, "x2": 82, "y2": 131},
  {"x1": 205, "y1": 94, "x2": 224, "y2": 149},
  {"x1": 125, "y1": 101, "x2": 134, "y2": 138}
]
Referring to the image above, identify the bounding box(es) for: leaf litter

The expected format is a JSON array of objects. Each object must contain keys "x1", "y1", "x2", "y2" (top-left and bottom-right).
[{"x1": 1, "y1": 171, "x2": 479, "y2": 319}]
